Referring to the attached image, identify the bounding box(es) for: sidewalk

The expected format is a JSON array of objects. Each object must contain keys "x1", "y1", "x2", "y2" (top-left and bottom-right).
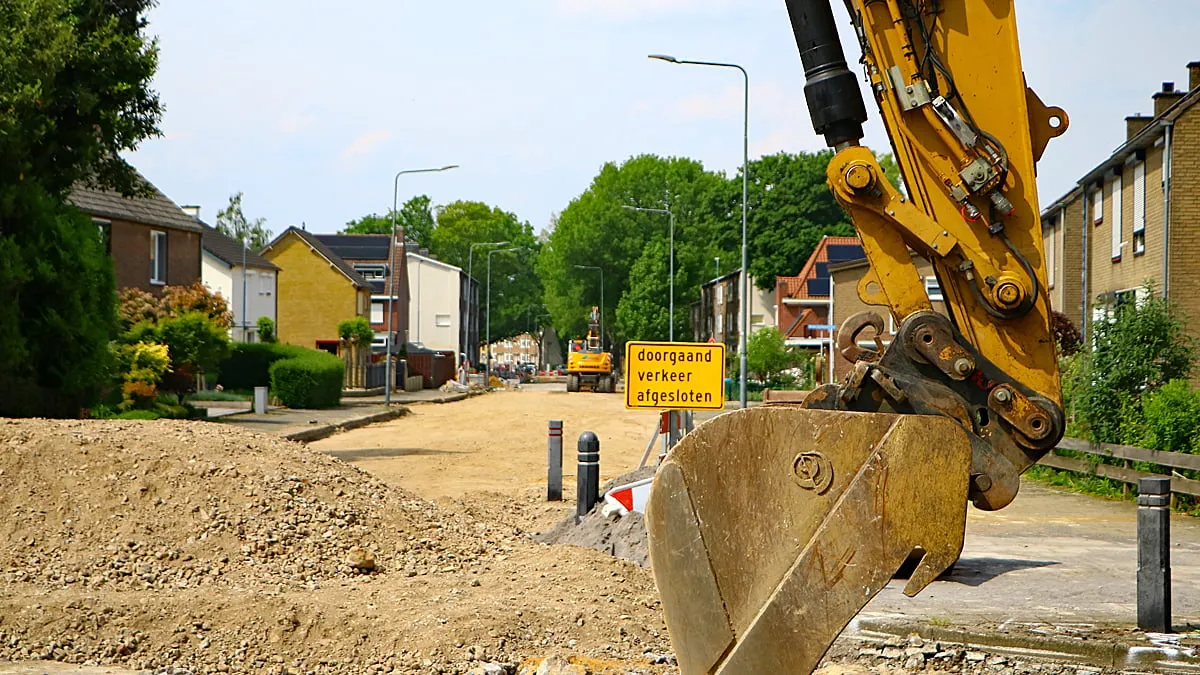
[{"x1": 217, "y1": 404, "x2": 404, "y2": 441}]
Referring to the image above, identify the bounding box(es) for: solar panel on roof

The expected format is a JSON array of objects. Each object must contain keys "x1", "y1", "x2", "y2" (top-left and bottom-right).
[
  {"x1": 826, "y1": 244, "x2": 865, "y2": 262},
  {"x1": 807, "y1": 278, "x2": 831, "y2": 297},
  {"x1": 814, "y1": 262, "x2": 829, "y2": 278}
]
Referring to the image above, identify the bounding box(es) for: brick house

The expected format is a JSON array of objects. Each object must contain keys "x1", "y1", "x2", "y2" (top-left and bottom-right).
[
  {"x1": 774, "y1": 236, "x2": 864, "y2": 349},
  {"x1": 1041, "y1": 61, "x2": 1200, "y2": 340},
  {"x1": 261, "y1": 227, "x2": 372, "y2": 354},
  {"x1": 690, "y1": 269, "x2": 775, "y2": 350},
  {"x1": 487, "y1": 333, "x2": 540, "y2": 369},
  {"x1": 827, "y1": 255, "x2": 948, "y2": 381},
  {"x1": 312, "y1": 234, "x2": 411, "y2": 351},
  {"x1": 69, "y1": 176, "x2": 203, "y2": 293}
]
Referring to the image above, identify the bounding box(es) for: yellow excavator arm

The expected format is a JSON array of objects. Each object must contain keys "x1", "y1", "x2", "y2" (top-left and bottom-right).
[{"x1": 645, "y1": 1, "x2": 1068, "y2": 672}]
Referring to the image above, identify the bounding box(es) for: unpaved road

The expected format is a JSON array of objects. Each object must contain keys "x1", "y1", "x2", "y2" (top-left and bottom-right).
[{"x1": 312, "y1": 384, "x2": 662, "y2": 500}]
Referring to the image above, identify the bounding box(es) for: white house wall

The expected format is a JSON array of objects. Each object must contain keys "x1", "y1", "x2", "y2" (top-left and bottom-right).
[
  {"x1": 407, "y1": 255, "x2": 462, "y2": 356},
  {"x1": 202, "y1": 251, "x2": 277, "y2": 342}
]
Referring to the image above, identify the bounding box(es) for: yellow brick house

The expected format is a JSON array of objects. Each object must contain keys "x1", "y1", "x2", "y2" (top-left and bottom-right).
[
  {"x1": 1041, "y1": 61, "x2": 1200, "y2": 342},
  {"x1": 261, "y1": 227, "x2": 373, "y2": 353}
]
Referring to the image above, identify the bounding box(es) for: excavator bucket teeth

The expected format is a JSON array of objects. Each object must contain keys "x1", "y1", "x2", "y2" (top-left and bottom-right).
[{"x1": 645, "y1": 407, "x2": 973, "y2": 675}]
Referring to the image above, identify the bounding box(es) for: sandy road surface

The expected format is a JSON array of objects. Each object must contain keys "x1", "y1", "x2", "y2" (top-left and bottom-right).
[{"x1": 312, "y1": 385, "x2": 663, "y2": 500}]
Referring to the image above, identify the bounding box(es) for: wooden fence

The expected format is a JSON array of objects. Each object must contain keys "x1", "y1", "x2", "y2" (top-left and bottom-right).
[{"x1": 1038, "y1": 437, "x2": 1200, "y2": 497}]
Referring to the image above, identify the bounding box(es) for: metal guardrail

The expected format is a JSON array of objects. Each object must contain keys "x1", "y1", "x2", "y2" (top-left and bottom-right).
[{"x1": 1039, "y1": 437, "x2": 1200, "y2": 497}]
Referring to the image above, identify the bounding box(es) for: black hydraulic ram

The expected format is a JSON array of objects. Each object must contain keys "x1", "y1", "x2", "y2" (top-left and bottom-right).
[{"x1": 784, "y1": 0, "x2": 868, "y2": 148}]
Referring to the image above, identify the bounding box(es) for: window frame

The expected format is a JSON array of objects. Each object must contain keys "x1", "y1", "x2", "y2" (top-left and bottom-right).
[
  {"x1": 150, "y1": 230, "x2": 168, "y2": 285},
  {"x1": 924, "y1": 276, "x2": 944, "y2": 303},
  {"x1": 1111, "y1": 172, "x2": 1124, "y2": 261}
]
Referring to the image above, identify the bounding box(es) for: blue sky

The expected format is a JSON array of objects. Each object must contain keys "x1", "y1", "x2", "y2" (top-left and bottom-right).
[{"x1": 130, "y1": 1, "x2": 1199, "y2": 236}]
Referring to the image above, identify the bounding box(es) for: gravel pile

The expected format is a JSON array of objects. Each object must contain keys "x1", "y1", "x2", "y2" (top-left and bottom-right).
[
  {"x1": 0, "y1": 419, "x2": 494, "y2": 592},
  {"x1": 534, "y1": 468, "x2": 653, "y2": 568}
]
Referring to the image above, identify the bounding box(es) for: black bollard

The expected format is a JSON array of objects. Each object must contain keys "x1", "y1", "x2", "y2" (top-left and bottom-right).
[
  {"x1": 576, "y1": 432, "x2": 600, "y2": 521},
  {"x1": 547, "y1": 420, "x2": 563, "y2": 502},
  {"x1": 1137, "y1": 477, "x2": 1172, "y2": 632}
]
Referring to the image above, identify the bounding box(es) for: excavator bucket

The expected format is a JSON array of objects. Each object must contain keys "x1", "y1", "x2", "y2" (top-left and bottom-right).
[{"x1": 645, "y1": 407, "x2": 973, "y2": 675}]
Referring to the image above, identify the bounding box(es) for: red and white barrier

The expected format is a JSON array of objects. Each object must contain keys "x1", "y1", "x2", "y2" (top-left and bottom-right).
[{"x1": 602, "y1": 477, "x2": 654, "y2": 517}]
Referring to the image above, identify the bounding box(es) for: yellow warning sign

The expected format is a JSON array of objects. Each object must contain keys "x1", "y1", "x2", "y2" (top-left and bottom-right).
[{"x1": 624, "y1": 341, "x2": 726, "y2": 411}]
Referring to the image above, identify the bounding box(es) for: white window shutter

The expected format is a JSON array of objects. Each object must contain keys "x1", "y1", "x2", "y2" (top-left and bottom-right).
[
  {"x1": 1133, "y1": 161, "x2": 1146, "y2": 234},
  {"x1": 1111, "y1": 174, "x2": 1123, "y2": 259},
  {"x1": 1093, "y1": 187, "x2": 1104, "y2": 224}
]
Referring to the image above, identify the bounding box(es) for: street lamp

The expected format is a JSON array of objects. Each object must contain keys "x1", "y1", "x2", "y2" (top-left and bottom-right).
[
  {"x1": 573, "y1": 265, "x2": 605, "y2": 350},
  {"x1": 622, "y1": 205, "x2": 675, "y2": 342},
  {"x1": 385, "y1": 164, "x2": 458, "y2": 406},
  {"x1": 649, "y1": 53, "x2": 750, "y2": 408},
  {"x1": 464, "y1": 240, "x2": 509, "y2": 380},
  {"x1": 486, "y1": 247, "x2": 521, "y2": 378}
]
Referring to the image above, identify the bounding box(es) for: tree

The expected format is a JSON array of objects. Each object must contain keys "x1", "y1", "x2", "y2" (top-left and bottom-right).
[
  {"x1": 724, "y1": 151, "x2": 854, "y2": 291},
  {"x1": 216, "y1": 192, "x2": 272, "y2": 251},
  {"x1": 0, "y1": 0, "x2": 161, "y2": 417},
  {"x1": 538, "y1": 155, "x2": 727, "y2": 348},
  {"x1": 747, "y1": 327, "x2": 804, "y2": 385},
  {"x1": 0, "y1": 0, "x2": 162, "y2": 197},
  {"x1": 430, "y1": 201, "x2": 542, "y2": 341},
  {"x1": 342, "y1": 195, "x2": 436, "y2": 249}
]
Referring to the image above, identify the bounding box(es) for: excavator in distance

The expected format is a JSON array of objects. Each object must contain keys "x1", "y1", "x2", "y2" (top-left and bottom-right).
[
  {"x1": 566, "y1": 306, "x2": 616, "y2": 393},
  {"x1": 644, "y1": 1, "x2": 1068, "y2": 673}
]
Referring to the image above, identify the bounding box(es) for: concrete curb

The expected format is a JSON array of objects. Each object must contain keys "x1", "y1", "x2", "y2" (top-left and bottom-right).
[
  {"x1": 856, "y1": 618, "x2": 1200, "y2": 672},
  {"x1": 283, "y1": 408, "x2": 408, "y2": 443}
]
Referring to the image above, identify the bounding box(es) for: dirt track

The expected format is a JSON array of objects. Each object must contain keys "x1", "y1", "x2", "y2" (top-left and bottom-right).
[{"x1": 311, "y1": 385, "x2": 663, "y2": 500}]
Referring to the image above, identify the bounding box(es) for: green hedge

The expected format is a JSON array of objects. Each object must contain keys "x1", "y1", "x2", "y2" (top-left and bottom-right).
[
  {"x1": 216, "y1": 343, "x2": 309, "y2": 390},
  {"x1": 269, "y1": 351, "x2": 344, "y2": 409}
]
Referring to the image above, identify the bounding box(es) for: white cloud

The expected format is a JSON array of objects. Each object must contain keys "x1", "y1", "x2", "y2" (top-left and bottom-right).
[{"x1": 339, "y1": 130, "x2": 393, "y2": 168}]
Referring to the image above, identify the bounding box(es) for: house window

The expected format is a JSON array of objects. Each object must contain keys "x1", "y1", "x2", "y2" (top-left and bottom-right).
[
  {"x1": 1044, "y1": 217, "x2": 1057, "y2": 290},
  {"x1": 260, "y1": 272, "x2": 273, "y2": 295},
  {"x1": 715, "y1": 285, "x2": 724, "y2": 305},
  {"x1": 751, "y1": 314, "x2": 765, "y2": 326},
  {"x1": 354, "y1": 264, "x2": 387, "y2": 280},
  {"x1": 94, "y1": 219, "x2": 112, "y2": 254},
  {"x1": 436, "y1": 314, "x2": 452, "y2": 327},
  {"x1": 1092, "y1": 186, "x2": 1104, "y2": 225},
  {"x1": 1111, "y1": 172, "x2": 1123, "y2": 261},
  {"x1": 370, "y1": 302, "x2": 385, "y2": 324},
  {"x1": 520, "y1": 338, "x2": 530, "y2": 349},
  {"x1": 1132, "y1": 161, "x2": 1146, "y2": 256},
  {"x1": 715, "y1": 312, "x2": 724, "y2": 335},
  {"x1": 150, "y1": 231, "x2": 168, "y2": 284},
  {"x1": 925, "y1": 276, "x2": 944, "y2": 302}
]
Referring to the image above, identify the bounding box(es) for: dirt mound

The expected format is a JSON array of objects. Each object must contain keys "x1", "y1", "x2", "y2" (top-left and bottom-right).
[
  {"x1": 0, "y1": 419, "x2": 674, "y2": 674},
  {"x1": 534, "y1": 468, "x2": 654, "y2": 568},
  {"x1": 0, "y1": 418, "x2": 482, "y2": 592}
]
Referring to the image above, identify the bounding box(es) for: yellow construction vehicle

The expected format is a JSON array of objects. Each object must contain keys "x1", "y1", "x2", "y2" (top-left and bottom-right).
[
  {"x1": 645, "y1": 1, "x2": 1068, "y2": 672},
  {"x1": 566, "y1": 306, "x2": 615, "y2": 393}
]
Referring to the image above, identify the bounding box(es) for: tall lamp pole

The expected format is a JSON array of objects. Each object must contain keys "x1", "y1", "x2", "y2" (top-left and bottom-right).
[
  {"x1": 573, "y1": 265, "x2": 605, "y2": 350},
  {"x1": 385, "y1": 164, "x2": 458, "y2": 406},
  {"x1": 485, "y1": 247, "x2": 521, "y2": 378},
  {"x1": 649, "y1": 54, "x2": 749, "y2": 407},
  {"x1": 465, "y1": 241, "x2": 509, "y2": 379},
  {"x1": 622, "y1": 205, "x2": 675, "y2": 342}
]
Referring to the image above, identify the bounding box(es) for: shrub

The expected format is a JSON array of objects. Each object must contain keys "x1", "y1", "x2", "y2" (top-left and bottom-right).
[
  {"x1": 216, "y1": 342, "x2": 308, "y2": 390},
  {"x1": 257, "y1": 316, "x2": 277, "y2": 343},
  {"x1": 119, "y1": 282, "x2": 233, "y2": 331},
  {"x1": 1073, "y1": 282, "x2": 1195, "y2": 443},
  {"x1": 1138, "y1": 380, "x2": 1200, "y2": 453},
  {"x1": 124, "y1": 312, "x2": 230, "y2": 399},
  {"x1": 337, "y1": 316, "x2": 374, "y2": 345},
  {"x1": 269, "y1": 352, "x2": 344, "y2": 409},
  {"x1": 1052, "y1": 311, "x2": 1082, "y2": 356}
]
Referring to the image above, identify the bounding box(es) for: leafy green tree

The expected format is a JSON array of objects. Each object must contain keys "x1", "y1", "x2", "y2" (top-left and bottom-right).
[
  {"x1": 124, "y1": 312, "x2": 230, "y2": 399},
  {"x1": 747, "y1": 327, "x2": 804, "y2": 385},
  {"x1": 0, "y1": 0, "x2": 161, "y2": 417},
  {"x1": 216, "y1": 192, "x2": 273, "y2": 251},
  {"x1": 341, "y1": 195, "x2": 436, "y2": 249},
  {"x1": 539, "y1": 155, "x2": 726, "y2": 348},
  {"x1": 431, "y1": 201, "x2": 542, "y2": 341},
  {"x1": 724, "y1": 150, "x2": 854, "y2": 291},
  {"x1": 0, "y1": 0, "x2": 162, "y2": 196},
  {"x1": 1072, "y1": 283, "x2": 1196, "y2": 443}
]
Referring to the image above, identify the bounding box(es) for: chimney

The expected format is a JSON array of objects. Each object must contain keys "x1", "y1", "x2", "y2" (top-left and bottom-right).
[
  {"x1": 1126, "y1": 114, "x2": 1152, "y2": 141},
  {"x1": 1189, "y1": 61, "x2": 1200, "y2": 91},
  {"x1": 1154, "y1": 81, "x2": 1185, "y2": 117},
  {"x1": 180, "y1": 205, "x2": 201, "y2": 219}
]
